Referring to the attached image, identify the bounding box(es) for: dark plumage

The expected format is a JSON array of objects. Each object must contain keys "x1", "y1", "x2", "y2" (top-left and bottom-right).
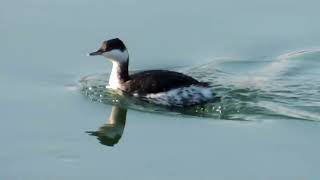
[{"x1": 123, "y1": 70, "x2": 209, "y2": 95}]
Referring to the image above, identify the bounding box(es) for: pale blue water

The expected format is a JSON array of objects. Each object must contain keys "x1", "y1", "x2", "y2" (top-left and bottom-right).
[{"x1": 1, "y1": 0, "x2": 320, "y2": 179}]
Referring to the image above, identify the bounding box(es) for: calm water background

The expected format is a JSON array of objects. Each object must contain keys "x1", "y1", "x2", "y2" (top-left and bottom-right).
[{"x1": 1, "y1": 0, "x2": 320, "y2": 179}]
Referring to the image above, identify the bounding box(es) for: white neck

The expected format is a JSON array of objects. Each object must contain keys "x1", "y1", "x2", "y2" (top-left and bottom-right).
[{"x1": 109, "y1": 62, "x2": 122, "y2": 89}]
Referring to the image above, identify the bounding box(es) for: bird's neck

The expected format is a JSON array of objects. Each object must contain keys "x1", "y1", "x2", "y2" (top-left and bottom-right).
[{"x1": 109, "y1": 60, "x2": 129, "y2": 89}]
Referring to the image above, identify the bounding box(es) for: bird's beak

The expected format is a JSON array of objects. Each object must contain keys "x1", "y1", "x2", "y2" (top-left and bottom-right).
[{"x1": 88, "y1": 50, "x2": 102, "y2": 56}]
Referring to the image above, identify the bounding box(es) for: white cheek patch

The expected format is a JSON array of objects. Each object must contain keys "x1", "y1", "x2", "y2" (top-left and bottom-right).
[{"x1": 102, "y1": 49, "x2": 129, "y2": 63}]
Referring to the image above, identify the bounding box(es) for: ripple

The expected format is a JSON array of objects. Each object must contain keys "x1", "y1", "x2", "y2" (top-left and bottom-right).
[{"x1": 79, "y1": 51, "x2": 320, "y2": 122}]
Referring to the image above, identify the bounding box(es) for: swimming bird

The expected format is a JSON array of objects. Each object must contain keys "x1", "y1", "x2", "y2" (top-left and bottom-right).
[{"x1": 89, "y1": 38, "x2": 216, "y2": 107}]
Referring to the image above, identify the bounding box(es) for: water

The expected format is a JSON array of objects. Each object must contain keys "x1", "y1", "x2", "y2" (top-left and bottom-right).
[
  {"x1": 81, "y1": 50, "x2": 320, "y2": 121},
  {"x1": 1, "y1": 0, "x2": 320, "y2": 179}
]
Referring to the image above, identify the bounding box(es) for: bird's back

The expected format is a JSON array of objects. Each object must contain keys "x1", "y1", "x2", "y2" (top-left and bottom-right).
[{"x1": 122, "y1": 70, "x2": 209, "y2": 95}]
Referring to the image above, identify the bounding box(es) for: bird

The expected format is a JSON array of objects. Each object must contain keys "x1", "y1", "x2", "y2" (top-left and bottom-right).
[{"x1": 89, "y1": 38, "x2": 217, "y2": 107}]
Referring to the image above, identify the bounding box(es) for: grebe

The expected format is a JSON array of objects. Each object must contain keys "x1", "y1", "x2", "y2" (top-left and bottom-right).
[{"x1": 89, "y1": 38, "x2": 216, "y2": 107}]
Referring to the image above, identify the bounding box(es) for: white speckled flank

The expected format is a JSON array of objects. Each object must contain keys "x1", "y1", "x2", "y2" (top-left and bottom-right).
[{"x1": 143, "y1": 85, "x2": 213, "y2": 107}]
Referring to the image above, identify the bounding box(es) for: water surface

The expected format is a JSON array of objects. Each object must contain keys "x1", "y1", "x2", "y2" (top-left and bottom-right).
[{"x1": 1, "y1": 0, "x2": 320, "y2": 179}]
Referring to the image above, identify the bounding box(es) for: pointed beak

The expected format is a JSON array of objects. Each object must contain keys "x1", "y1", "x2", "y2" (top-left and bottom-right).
[
  {"x1": 88, "y1": 50, "x2": 102, "y2": 56},
  {"x1": 89, "y1": 48, "x2": 104, "y2": 56}
]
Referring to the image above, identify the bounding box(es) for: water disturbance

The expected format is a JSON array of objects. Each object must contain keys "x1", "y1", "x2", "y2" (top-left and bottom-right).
[{"x1": 80, "y1": 49, "x2": 320, "y2": 122}]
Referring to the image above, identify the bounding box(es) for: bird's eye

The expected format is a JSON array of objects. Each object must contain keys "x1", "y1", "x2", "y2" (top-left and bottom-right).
[{"x1": 105, "y1": 46, "x2": 112, "y2": 52}]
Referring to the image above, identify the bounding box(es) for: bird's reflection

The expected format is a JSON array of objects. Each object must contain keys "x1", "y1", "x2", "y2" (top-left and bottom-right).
[{"x1": 86, "y1": 105, "x2": 127, "y2": 147}]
